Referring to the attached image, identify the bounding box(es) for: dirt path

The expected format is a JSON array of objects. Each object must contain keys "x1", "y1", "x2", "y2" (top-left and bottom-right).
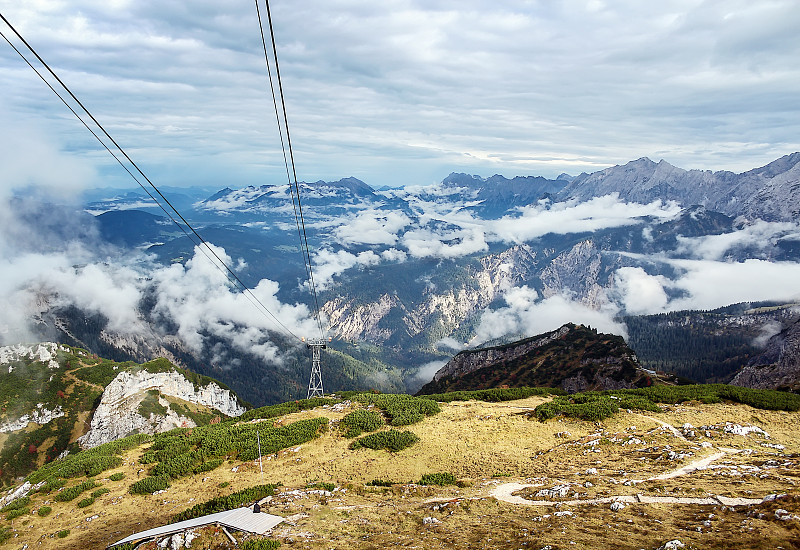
[
  {"x1": 488, "y1": 482, "x2": 765, "y2": 507},
  {"x1": 489, "y1": 416, "x2": 767, "y2": 508}
]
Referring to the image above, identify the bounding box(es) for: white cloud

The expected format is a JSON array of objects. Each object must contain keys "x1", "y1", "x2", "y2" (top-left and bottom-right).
[
  {"x1": 471, "y1": 286, "x2": 626, "y2": 346},
  {"x1": 311, "y1": 248, "x2": 382, "y2": 289},
  {"x1": 403, "y1": 227, "x2": 488, "y2": 259},
  {"x1": 412, "y1": 359, "x2": 448, "y2": 384},
  {"x1": 666, "y1": 258, "x2": 800, "y2": 311},
  {"x1": 675, "y1": 220, "x2": 798, "y2": 260},
  {"x1": 613, "y1": 267, "x2": 669, "y2": 315},
  {"x1": 333, "y1": 209, "x2": 411, "y2": 246},
  {"x1": 489, "y1": 195, "x2": 681, "y2": 243},
  {"x1": 380, "y1": 248, "x2": 407, "y2": 262}
]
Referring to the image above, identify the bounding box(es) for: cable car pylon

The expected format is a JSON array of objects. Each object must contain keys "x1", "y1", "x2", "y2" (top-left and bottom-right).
[{"x1": 303, "y1": 337, "x2": 330, "y2": 398}]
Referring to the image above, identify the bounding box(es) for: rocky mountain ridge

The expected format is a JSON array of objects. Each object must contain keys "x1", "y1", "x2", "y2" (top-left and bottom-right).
[
  {"x1": 417, "y1": 323, "x2": 669, "y2": 395},
  {"x1": 78, "y1": 366, "x2": 246, "y2": 449},
  {"x1": 557, "y1": 152, "x2": 800, "y2": 222}
]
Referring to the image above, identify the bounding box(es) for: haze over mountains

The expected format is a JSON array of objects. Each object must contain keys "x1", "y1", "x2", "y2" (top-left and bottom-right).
[{"x1": 2, "y1": 153, "x2": 799, "y2": 404}]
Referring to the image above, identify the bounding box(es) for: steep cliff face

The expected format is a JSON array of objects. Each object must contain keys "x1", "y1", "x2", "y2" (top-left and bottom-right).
[
  {"x1": 417, "y1": 324, "x2": 666, "y2": 395},
  {"x1": 323, "y1": 245, "x2": 539, "y2": 345},
  {"x1": 79, "y1": 369, "x2": 246, "y2": 449},
  {"x1": 731, "y1": 319, "x2": 800, "y2": 391}
]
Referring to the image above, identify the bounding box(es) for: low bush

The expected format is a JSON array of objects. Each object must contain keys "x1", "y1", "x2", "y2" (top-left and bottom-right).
[
  {"x1": 1, "y1": 496, "x2": 30, "y2": 512},
  {"x1": 351, "y1": 394, "x2": 440, "y2": 426},
  {"x1": 37, "y1": 506, "x2": 52, "y2": 517},
  {"x1": 5, "y1": 507, "x2": 29, "y2": 520},
  {"x1": 423, "y1": 387, "x2": 564, "y2": 403},
  {"x1": 419, "y1": 472, "x2": 456, "y2": 486},
  {"x1": 36, "y1": 478, "x2": 65, "y2": 495},
  {"x1": 77, "y1": 497, "x2": 94, "y2": 508},
  {"x1": 28, "y1": 433, "x2": 151, "y2": 483},
  {"x1": 91, "y1": 488, "x2": 110, "y2": 498},
  {"x1": 129, "y1": 476, "x2": 170, "y2": 495},
  {"x1": 367, "y1": 479, "x2": 394, "y2": 487},
  {"x1": 240, "y1": 539, "x2": 281, "y2": 550},
  {"x1": 350, "y1": 430, "x2": 419, "y2": 452},
  {"x1": 109, "y1": 472, "x2": 125, "y2": 482},
  {"x1": 340, "y1": 409, "x2": 384, "y2": 438},
  {"x1": 57, "y1": 529, "x2": 70, "y2": 538},
  {"x1": 55, "y1": 480, "x2": 98, "y2": 502}
]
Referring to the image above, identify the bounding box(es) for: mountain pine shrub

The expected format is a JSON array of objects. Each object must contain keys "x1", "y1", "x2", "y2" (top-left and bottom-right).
[
  {"x1": 340, "y1": 409, "x2": 384, "y2": 437},
  {"x1": 349, "y1": 430, "x2": 419, "y2": 452},
  {"x1": 419, "y1": 472, "x2": 456, "y2": 486}
]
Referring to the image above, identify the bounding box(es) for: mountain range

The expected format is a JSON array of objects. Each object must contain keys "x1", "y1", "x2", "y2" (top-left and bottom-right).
[{"x1": 4, "y1": 153, "x2": 800, "y2": 404}]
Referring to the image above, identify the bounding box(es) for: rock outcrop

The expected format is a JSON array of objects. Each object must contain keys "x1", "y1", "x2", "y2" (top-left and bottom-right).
[
  {"x1": 418, "y1": 324, "x2": 665, "y2": 395},
  {"x1": 78, "y1": 369, "x2": 246, "y2": 449}
]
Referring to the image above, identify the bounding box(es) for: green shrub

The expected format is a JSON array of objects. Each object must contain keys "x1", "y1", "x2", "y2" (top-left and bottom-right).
[
  {"x1": 351, "y1": 394, "x2": 440, "y2": 426},
  {"x1": 422, "y1": 387, "x2": 564, "y2": 403},
  {"x1": 129, "y1": 476, "x2": 170, "y2": 495},
  {"x1": 5, "y1": 507, "x2": 29, "y2": 520},
  {"x1": 350, "y1": 430, "x2": 419, "y2": 452},
  {"x1": 240, "y1": 538, "x2": 281, "y2": 550},
  {"x1": 0, "y1": 527, "x2": 10, "y2": 544},
  {"x1": 57, "y1": 529, "x2": 70, "y2": 538},
  {"x1": 55, "y1": 480, "x2": 98, "y2": 502},
  {"x1": 109, "y1": 472, "x2": 125, "y2": 482},
  {"x1": 77, "y1": 497, "x2": 94, "y2": 508},
  {"x1": 218, "y1": 481, "x2": 230, "y2": 488},
  {"x1": 37, "y1": 506, "x2": 52, "y2": 517},
  {"x1": 36, "y1": 478, "x2": 66, "y2": 494},
  {"x1": 172, "y1": 484, "x2": 276, "y2": 523},
  {"x1": 28, "y1": 433, "x2": 151, "y2": 483},
  {"x1": 340, "y1": 409, "x2": 384, "y2": 438},
  {"x1": 91, "y1": 488, "x2": 110, "y2": 498},
  {"x1": 239, "y1": 398, "x2": 336, "y2": 422},
  {"x1": 1, "y1": 496, "x2": 30, "y2": 512},
  {"x1": 419, "y1": 472, "x2": 456, "y2": 486},
  {"x1": 367, "y1": 479, "x2": 394, "y2": 487}
]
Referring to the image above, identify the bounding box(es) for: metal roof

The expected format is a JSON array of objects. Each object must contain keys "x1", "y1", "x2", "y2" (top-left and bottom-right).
[{"x1": 107, "y1": 507, "x2": 283, "y2": 548}]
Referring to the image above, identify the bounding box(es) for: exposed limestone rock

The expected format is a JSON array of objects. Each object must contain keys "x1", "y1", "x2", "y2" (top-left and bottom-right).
[
  {"x1": 0, "y1": 404, "x2": 65, "y2": 433},
  {"x1": 78, "y1": 369, "x2": 245, "y2": 449},
  {"x1": 0, "y1": 343, "x2": 67, "y2": 371}
]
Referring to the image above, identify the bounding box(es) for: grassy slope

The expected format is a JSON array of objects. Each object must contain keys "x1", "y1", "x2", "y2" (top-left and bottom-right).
[{"x1": 4, "y1": 387, "x2": 800, "y2": 550}]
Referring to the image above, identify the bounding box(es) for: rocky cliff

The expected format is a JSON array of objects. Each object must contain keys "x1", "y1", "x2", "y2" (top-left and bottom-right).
[
  {"x1": 79, "y1": 368, "x2": 246, "y2": 449},
  {"x1": 731, "y1": 318, "x2": 800, "y2": 391}
]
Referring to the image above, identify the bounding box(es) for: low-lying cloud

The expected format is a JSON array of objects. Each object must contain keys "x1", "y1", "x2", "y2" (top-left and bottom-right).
[{"x1": 470, "y1": 286, "x2": 627, "y2": 347}]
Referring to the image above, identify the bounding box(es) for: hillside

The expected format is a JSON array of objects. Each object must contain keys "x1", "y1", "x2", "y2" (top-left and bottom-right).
[
  {"x1": 1, "y1": 387, "x2": 799, "y2": 549},
  {"x1": 732, "y1": 318, "x2": 800, "y2": 391},
  {"x1": 624, "y1": 302, "x2": 800, "y2": 384},
  {"x1": 416, "y1": 324, "x2": 670, "y2": 395},
  {"x1": 0, "y1": 344, "x2": 245, "y2": 484}
]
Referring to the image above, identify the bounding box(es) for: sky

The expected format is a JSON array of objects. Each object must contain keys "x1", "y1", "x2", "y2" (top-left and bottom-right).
[{"x1": 1, "y1": 0, "x2": 799, "y2": 192}]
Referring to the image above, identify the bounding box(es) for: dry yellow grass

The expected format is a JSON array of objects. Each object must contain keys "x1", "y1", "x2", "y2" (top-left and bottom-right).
[{"x1": 4, "y1": 397, "x2": 800, "y2": 550}]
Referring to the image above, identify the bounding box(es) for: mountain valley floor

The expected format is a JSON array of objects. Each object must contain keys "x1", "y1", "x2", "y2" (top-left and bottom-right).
[{"x1": 9, "y1": 396, "x2": 800, "y2": 550}]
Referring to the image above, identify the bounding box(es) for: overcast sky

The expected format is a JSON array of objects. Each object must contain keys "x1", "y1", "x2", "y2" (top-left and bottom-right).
[{"x1": 1, "y1": 0, "x2": 799, "y2": 191}]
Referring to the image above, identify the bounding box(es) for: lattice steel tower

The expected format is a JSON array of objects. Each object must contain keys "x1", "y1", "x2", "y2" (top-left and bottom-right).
[{"x1": 305, "y1": 338, "x2": 328, "y2": 398}]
